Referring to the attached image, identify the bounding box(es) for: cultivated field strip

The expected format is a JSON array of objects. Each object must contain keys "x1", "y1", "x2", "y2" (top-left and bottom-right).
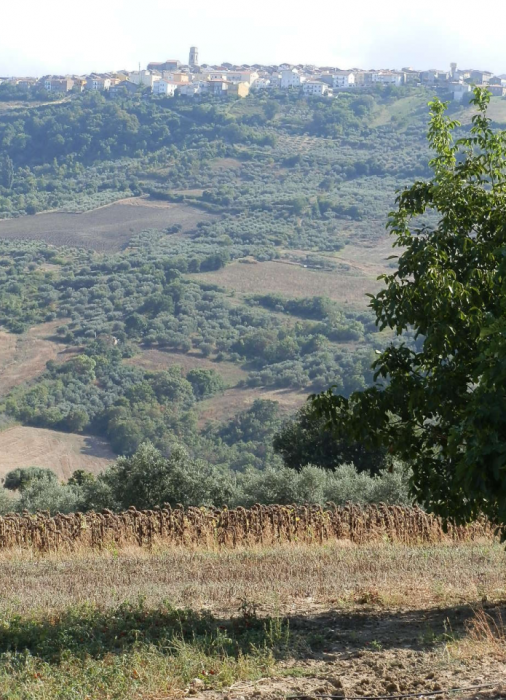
[{"x1": 0, "y1": 504, "x2": 494, "y2": 553}]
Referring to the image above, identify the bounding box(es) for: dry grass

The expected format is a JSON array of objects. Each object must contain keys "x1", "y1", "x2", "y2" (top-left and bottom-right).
[
  {"x1": 125, "y1": 348, "x2": 248, "y2": 387},
  {"x1": 193, "y1": 260, "x2": 383, "y2": 308},
  {"x1": 197, "y1": 386, "x2": 306, "y2": 426},
  {"x1": 0, "y1": 320, "x2": 74, "y2": 397},
  {"x1": 0, "y1": 540, "x2": 503, "y2": 700},
  {"x1": 451, "y1": 607, "x2": 506, "y2": 663},
  {"x1": 0, "y1": 198, "x2": 213, "y2": 252},
  {"x1": 0, "y1": 540, "x2": 503, "y2": 617},
  {"x1": 0, "y1": 426, "x2": 114, "y2": 481}
]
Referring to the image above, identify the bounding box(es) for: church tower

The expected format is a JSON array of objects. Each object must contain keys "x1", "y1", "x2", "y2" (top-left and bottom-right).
[{"x1": 189, "y1": 47, "x2": 199, "y2": 68}]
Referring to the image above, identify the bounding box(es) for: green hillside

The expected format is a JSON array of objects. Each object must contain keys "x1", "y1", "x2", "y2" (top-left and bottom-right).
[{"x1": 0, "y1": 86, "x2": 486, "y2": 475}]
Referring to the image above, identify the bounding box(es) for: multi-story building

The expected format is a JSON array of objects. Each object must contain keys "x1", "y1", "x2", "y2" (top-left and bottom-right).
[
  {"x1": 303, "y1": 80, "x2": 328, "y2": 96},
  {"x1": 207, "y1": 79, "x2": 229, "y2": 96},
  {"x1": 420, "y1": 70, "x2": 449, "y2": 85},
  {"x1": 332, "y1": 71, "x2": 355, "y2": 89},
  {"x1": 128, "y1": 70, "x2": 159, "y2": 88},
  {"x1": 353, "y1": 71, "x2": 376, "y2": 88},
  {"x1": 224, "y1": 70, "x2": 258, "y2": 84},
  {"x1": 371, "y1": 71, "x2": 404, "y2": 86},
  {"x1": 85, "y1": 75, "x2": 111, "y2": 91},
  {"x1": 179, "y1": 82, "x2": 206, "y2": 96},
  {"x1": 281, "y1": 68, "x2": 304, "y2": 88},
  {"x1": 452, "y1": 82, "x2": 471, "y2": 102},
  {"x1": 152, "y1": 79, "x2": 177, "y2": 96},
  {"x1": 485, "y1": 84, "x2": 506, "y2": 96},
  {"x1": 205, "y1": 70, "x2": 228, "y2": 81},
  {"x1": 253, "y1": 78, "x2": 271, "y2": 89},
  {"x1": 42, "y1": 77, "x2": 75, "y2": 92}
]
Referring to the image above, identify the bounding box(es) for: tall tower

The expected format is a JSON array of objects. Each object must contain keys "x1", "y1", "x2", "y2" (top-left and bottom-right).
[
  {"x1": 450, "y1": 62, "x2": 457, "y2": 78},
  {"x1": 189, "y1": 47, "x2": 199, "y2": 68}
]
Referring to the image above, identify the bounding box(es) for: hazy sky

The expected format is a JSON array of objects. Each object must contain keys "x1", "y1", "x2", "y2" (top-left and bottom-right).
[{"x1": 2, "y1": 0, "x2": 505, "y2": 76}]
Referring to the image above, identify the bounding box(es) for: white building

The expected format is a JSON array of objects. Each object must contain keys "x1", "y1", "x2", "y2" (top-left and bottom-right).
[
  {"x1": 225, "y1": 70, "x2": 258, "y2": 84},
  {"x1": 452, "y1": 82, "x2": 471, "y2": 102},
  {"x1": 128, "y1": 70, "x2": 159, "y2": 88},
  {"x1": 372, "y1": 71, "x2": 403, "y2": 86},
  {"x1": 333, "y1": 71, "x2": 355, "y2": 89},
  {"x1": 281, "y1": 68, "x2": 304, "y2": 89},
  {"x1": 86, "y1": 76, "x2": 111, "y2": 91},
  {"x1": 179, "y1": 81, "x2": 207, "y2": 96},
  {"x1": 152, "y1": 79, "x2": 177, "y2": 96},
  {"x1": 303, "y1": 80, "x2": 328, "y2": 96},
  {"x1": 206, "y1": 71, "x2": 228, "y2": 81},
  {"x1": 253, "y1": 78, "x2": 271, "y2": 90}
]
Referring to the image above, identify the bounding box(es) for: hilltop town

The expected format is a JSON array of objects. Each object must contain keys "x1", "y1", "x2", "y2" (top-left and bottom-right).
[{"x1": 1, "y1": 47, "x2": 506, "y2": 102}]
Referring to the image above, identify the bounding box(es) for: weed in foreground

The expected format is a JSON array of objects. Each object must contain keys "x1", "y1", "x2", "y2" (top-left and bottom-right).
[{"x1": 0, "y1": 599, "x2": 289, "y2": 700}]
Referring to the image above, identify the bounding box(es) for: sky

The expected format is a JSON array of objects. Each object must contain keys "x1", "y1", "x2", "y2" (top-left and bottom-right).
[{"x1": 1, "y1": 0, "x2": 506, "y2": 77}]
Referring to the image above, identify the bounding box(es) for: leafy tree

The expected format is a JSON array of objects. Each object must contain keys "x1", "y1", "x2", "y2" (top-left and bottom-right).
[
  {"x1": 274, "y1": 404, "x2": 386, "y2": 475},
  {"x1": 4, "y1": 466, "x2": 58, "y2": 492},
  {"x1": 186, "y1": 368, "x2": 225, "y2": 399},
  {"x1": 312, "y1": 89, "x2": 506, "y2": 531},
  {"x1": 1, "y1": 156, "x2": 13, "y2": 189},
  {"x1": 101, "y1": 441, "x2": 237, "y2": 509}
]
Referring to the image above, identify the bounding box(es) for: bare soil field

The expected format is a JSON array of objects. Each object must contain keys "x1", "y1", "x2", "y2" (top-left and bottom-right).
[
  {"x1": 0, "y1": 542, "x2": 504, "y2": 700},
  {"x1": 0, "y1": 320, "x2": 74, "y2": 397},
  {"x1": 194, "y1": 260, "x2": 383, "y2": 308},
  {"x1": 0, "y1": 197, "x2": 214, "y2": 252},
  {"x1": 0, "y1": 426, "x2": 114, "y2": 480}
]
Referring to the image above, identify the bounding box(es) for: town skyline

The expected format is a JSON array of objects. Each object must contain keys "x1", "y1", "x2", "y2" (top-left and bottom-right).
[{"x1": 2, "y1": 0, "x2": 506, "y2": 77}]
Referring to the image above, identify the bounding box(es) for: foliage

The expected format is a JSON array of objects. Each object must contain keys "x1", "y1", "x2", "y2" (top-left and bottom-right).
[
  {"x1": 273, "y1": 403, "x2": 386, "y2": 475},
  {"x1": 4, "y1": 466, "x2": 58, "y2": 491},
  {"x1": 0, "y1": 446, "x2": 412, "y2": 515},
  {"x1": 96, "y1": 441, "x2": 237, "y2": 510},
  {"x1": 312, "y1": 88, "x2": 506, "y2": 531},
  {"x1": 0, "y1": 600, "x2": 283, "y2": 700}
]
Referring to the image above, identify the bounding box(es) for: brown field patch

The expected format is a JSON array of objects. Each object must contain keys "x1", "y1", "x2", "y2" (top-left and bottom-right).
[
  {"x1": 0, "y1": 321, "x2": 75, "y2": 397},
  {"x1": 0, "y1": 197, "x2": 214, "y2": 252},
  {"x1": 0, "y1": 426, "x2": 114, "y2": 481},
  {"x1": 192, "y1": 260, "x2": 383, "y2": 308},
  {"x1": 197, "y1": 385, "x2": 306, "y2": 426},
  {"x1": 126, "y1": 348, "x2": 247, "y2": 386}
]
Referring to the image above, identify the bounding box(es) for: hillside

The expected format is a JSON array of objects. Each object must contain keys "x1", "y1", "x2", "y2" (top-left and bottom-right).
[{"x1": 1, "y1": 88, "x2": 504, "y2": 473}]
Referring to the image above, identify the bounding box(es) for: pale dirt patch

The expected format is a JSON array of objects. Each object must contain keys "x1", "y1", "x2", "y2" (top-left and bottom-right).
[
  {"x1": 192, "y1": 261, "x2": 383, "y2": 308},
  {"x1": 125, "y1": 348, "x2": 248, "y2": 387},
  {"x1": 0, "y1": 321, "x2": 75, "y2": 397},
  {"x1": 197, "y1": 386, "x2": 307, "y2": 426},
  {"x1": 0, "y1": 426, "x2": 114, "y2": 481}
]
